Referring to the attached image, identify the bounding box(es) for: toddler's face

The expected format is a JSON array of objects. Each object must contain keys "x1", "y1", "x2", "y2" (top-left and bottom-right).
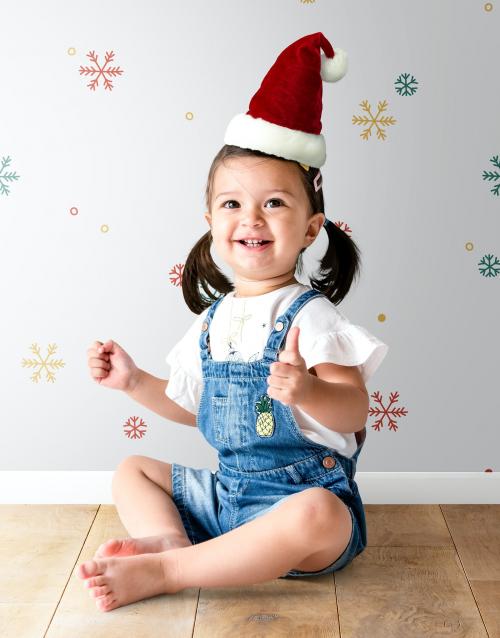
[{"x1": 205, "y1": 157, "x2": 324, "y2": 288}]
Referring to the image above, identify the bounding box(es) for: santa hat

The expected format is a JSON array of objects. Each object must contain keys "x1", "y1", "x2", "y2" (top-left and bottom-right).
[{"x1": 223, "y1": 32, "x2": 347, "y2": 169}]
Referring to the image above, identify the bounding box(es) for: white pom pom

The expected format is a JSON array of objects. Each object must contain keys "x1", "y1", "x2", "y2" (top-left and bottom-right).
[{"x1": 321, "y1": 47, "x2": 348, "y2": 82}]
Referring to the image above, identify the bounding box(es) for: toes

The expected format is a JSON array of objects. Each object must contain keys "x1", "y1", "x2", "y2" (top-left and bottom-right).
[
  {"x1": 89, "y1": 585, "x2": 111, "y2": 598},
  {"x1": 95, "y1": 538, "x2": 121, "y2": 557},
  {"x1": 77, "y1": 559, "x2": 102, "y2": 579},
  {"x1": 83, "y1": 575, "x2": 106, "y2": 589},
  {"x1": 96, "y1": 593, "x2": 117, "y2": 612}
]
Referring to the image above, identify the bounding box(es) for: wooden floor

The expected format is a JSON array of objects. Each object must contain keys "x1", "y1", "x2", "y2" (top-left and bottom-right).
[{"x1": 0, "y1": 504, "x2": 498, "y2": 637}]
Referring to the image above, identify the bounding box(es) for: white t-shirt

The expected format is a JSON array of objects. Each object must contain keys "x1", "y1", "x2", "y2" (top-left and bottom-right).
[{"x1": 165, "y1": 283, "x2": 389, "y2": 458}]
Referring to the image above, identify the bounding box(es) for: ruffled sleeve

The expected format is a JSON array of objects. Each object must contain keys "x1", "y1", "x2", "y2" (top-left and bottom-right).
[
  {"x1": 165, "y1": 347, "x2": 202, "y2": 414},
  {"x1": 305, "y1": 324, "x2": 389, "y2": 384},
  {"x1": 164, "y1": 310, "x2": 207, "y2": 414}
]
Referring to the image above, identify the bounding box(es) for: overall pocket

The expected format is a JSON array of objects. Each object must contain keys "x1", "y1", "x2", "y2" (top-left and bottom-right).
[{"x1": 211, "y1": 395, "x2": 230, "y2": 445}]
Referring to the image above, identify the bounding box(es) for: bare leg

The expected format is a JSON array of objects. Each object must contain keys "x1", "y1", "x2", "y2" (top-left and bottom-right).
[
  {"x1": 78, "y1": 491, "x2": 329, "y2": 611},
  {"x1": 168, "y1": 490, "x2": 327, "y2": 589},
  {"x1": 95, "y1": 456, "x2": 192, "y2": 558}
]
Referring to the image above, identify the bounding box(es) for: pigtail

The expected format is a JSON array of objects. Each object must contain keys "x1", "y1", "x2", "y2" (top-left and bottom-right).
[
  {"x1": 308, "y1": 217, "x2": 362, "y2": 306},
  {"x1": 294, "y1": 163, "x2": 362, "y2": 306},
  {"x1": 181, "y1": 230, "x2": 233, "y2": 314}
]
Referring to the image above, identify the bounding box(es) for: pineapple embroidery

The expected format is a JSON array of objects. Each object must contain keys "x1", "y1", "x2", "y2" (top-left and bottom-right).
[{"x1": 255, "y1": 393, "x2": 275, "y2": 437}]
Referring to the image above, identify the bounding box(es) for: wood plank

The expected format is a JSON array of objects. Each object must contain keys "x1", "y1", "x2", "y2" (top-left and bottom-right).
[
  {"x1": 442, "y1": 505, "x2": 500, "y2": 637},
  {"x1": 0, "y1": 603, "x2": 55, "y2": 638},
  {"x1": 335, "y1": 506, "x2": 488, "y2": 637},
  {"x1": 364, "y1": 504, "x2": 455, "y2": 546},
  {"x1": 2, "y1": 504, "x2": 496, "y2": 637},
  {"x1": 0, "y1": 505, "x2": 97, "y2": 638},
  {"x1": 469, "y1": 581, "x2": 500, "y2": 638},
  {"x1": 335, "y1": 546, "x2": 488, "y2": 637},
  {"x1": 441, "y1": 505, "x2": 500, "y2": 579},
  {"x1": 46, "y1": 505, "x2": 199, "y2": 637},
  {"x1": 194, "y1": 576, "x2": 340, "y2": 637}
]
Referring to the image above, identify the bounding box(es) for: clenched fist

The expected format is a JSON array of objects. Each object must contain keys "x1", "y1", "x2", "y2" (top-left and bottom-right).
[{"x1": 87, "y1": 339, "x2": 140, "y2": 392}]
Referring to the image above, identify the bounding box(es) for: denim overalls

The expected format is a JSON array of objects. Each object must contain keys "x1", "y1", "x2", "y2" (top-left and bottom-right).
[{"x1": 171, "y1": 288, "x2": 367, "y2": 577}]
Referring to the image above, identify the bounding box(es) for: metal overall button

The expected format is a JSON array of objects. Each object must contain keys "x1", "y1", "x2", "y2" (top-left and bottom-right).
[
  {"x1": 322, "y1": 456, "x2": 336, "y2": 469},
  {"x1": 275, "y1": 321, "x2": 284, "y2": 331}
]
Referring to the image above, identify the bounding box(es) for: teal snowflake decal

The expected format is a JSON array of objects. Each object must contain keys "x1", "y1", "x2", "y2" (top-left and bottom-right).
[
  {"x1": 394, "y1": 72, "x2": 419, "y2": 96},
  {"x1": 482, "y1": 155, "x2": 500, "y2": 196},
  {"x1": 478, "y1": 254, "x2": 500, "y2": 278},
  {"x1": 0, "y1": 156, "x2": 21, "y2": 196}
]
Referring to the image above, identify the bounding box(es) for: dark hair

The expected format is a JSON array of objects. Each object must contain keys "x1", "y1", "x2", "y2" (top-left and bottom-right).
[{"x1": 182, "y1": 144, "x2": 362, "y2": 314}]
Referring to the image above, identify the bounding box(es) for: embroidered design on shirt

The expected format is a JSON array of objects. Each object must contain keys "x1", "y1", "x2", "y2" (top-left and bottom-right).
[
  {"x1": 225, "y1": 299, "x2": 253, "y2": 360},
  {"x1": 231, "y1": 306, "x2": 253, "y2": 340},
  {"x1": 227, "y1": 340, "x2": 244, "y2": 361},
  {"x1": 255, "y1": 394, "x2": 275, "y2": 437}
]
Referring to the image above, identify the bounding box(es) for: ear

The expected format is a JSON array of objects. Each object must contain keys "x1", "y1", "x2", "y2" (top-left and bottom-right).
[
  {"x1": 305, "y1": 212, "x2": 325, "y2": 245},
  {"x1": 204, "y1": 212, "x2": 212, "y2": 229}
]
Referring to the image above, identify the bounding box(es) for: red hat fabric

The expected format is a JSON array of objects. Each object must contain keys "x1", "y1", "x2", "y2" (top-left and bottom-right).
[{"x1": 224, "y1": 32, "x2": 347, "y2": 168}]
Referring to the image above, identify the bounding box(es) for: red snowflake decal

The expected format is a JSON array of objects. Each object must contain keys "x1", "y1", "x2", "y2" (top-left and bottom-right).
[
  {"x1": 169, "y1": 263, "x2": 184, "y2": 286},
  {"x1": 79, "y1": 50, "x2": 124, "y2": 91},
  {"x1": 368, "y1": 391, "x2": 408, "y2": 432},
  {"x1": 123, "y1": 416, "x2": 147, "y2": 439},
  {"x1": 334, "y1": 220, "x2": 352, "y2": 236}
]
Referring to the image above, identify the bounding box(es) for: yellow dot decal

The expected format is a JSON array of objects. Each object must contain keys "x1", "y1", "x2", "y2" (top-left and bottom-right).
[
  {"x1": 484, "y1": 2, "x2": 493, "y2": 11},
  {"x1": 465, "y1": 242, "x2": 474, "y2": 251},
  {"x1": 378, "y1": 313, "x2": 386, "y2": 322},
  {"x1": 100, "y1": 224, "x2": 109, "y2": 233},
  {"x1": 67, "y1": 47, "x2": 76, "y2": 56},
  {"x1": 185, "y1": 112, "x2": 194, "y2": 120}
]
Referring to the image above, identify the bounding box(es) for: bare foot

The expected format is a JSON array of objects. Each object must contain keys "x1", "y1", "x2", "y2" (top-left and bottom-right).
[
  {"x1": 94, "y1": 534, "x2": 192, "y2": 558},
  {"x1": 77, "y1": 550, "x2": 179, "y2": 612}
]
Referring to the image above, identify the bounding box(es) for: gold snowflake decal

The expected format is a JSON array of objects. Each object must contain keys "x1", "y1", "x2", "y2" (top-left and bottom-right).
[
  {"x1": 21, "y1": 343, "x2": 65, "y2": 383},
  {"x1": 352, "y1": 100, "x2": 396, "y2": 140}
]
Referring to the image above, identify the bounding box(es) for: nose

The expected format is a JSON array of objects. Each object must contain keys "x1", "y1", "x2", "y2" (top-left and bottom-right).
[{"x1": 241, "y1": 205, "x2": 265, "y2": 226}]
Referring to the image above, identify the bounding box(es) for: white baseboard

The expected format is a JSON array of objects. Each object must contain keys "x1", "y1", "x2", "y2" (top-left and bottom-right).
[{"x1": 0, "y1": 472, "x2": 498, "y2": 504}]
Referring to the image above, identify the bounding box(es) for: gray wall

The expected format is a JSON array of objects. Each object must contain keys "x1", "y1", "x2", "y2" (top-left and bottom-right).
[{"x1": 1, "y1": 0, "x2": 498, "y2": 472}]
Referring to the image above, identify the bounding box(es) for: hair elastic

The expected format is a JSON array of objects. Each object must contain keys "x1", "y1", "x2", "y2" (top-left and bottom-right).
[{"x1": 313, "y1": 169, "x2": 322, "y2": 192}]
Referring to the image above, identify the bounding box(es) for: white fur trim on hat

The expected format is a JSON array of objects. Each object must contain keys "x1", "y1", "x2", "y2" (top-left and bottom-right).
[
  {"x1": 224, "y1": 113, "x2": 326, "y2": 168},
  {"x1": 321, "y1": 47, "x2": 348, "y2": 82}
]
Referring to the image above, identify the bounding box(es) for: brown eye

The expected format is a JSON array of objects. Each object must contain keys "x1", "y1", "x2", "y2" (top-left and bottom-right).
[
  {"x1": 267, "y1": 199, "x2": 283, "y2": 207},
  {"x1": 221, "y1": 198, "x2": 284, "y2": 209}
]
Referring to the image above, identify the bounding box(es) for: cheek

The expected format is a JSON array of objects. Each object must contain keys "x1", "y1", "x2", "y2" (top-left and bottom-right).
[{"x1": 212, "y1": 219, "x2": 232, "y2": 237}]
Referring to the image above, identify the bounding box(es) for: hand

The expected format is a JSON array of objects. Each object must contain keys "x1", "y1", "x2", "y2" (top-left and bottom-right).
[
  {"x1": 87, "y1": 339, "x2": 141, "y2": 392},
  {"x1": 266, "y1": 326, "x2": 313, "y2": 406}
]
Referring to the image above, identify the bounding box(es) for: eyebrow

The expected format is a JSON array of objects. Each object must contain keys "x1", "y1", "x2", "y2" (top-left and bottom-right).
[{"x1": 215, "y1": 189, "x2": 295, "y2": 201}]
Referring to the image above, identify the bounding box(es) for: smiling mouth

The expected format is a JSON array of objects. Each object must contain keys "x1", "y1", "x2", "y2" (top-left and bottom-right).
[{"x1": 235, "y1": 240, "x2": 273, "y2": 251}]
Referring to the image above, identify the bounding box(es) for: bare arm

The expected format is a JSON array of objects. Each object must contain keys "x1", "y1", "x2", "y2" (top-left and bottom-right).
[
  {"x1": 297, "y1": 375, "x2": 369, "y2": 434},
  {"x1": 125, "y1": 369, "x2": 197, "y2": 427}
]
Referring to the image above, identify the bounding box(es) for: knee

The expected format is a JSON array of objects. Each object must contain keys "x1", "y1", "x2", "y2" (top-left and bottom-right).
[
  {"x1": 112, "y1": 455, "x2": 145, "y2": 486},
  {"x1": 296, "y1": 488, "x2": 339, "y2": 537},
  {"x1": 115, "y1": 454, "x2": 145, "y2": 472}
]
